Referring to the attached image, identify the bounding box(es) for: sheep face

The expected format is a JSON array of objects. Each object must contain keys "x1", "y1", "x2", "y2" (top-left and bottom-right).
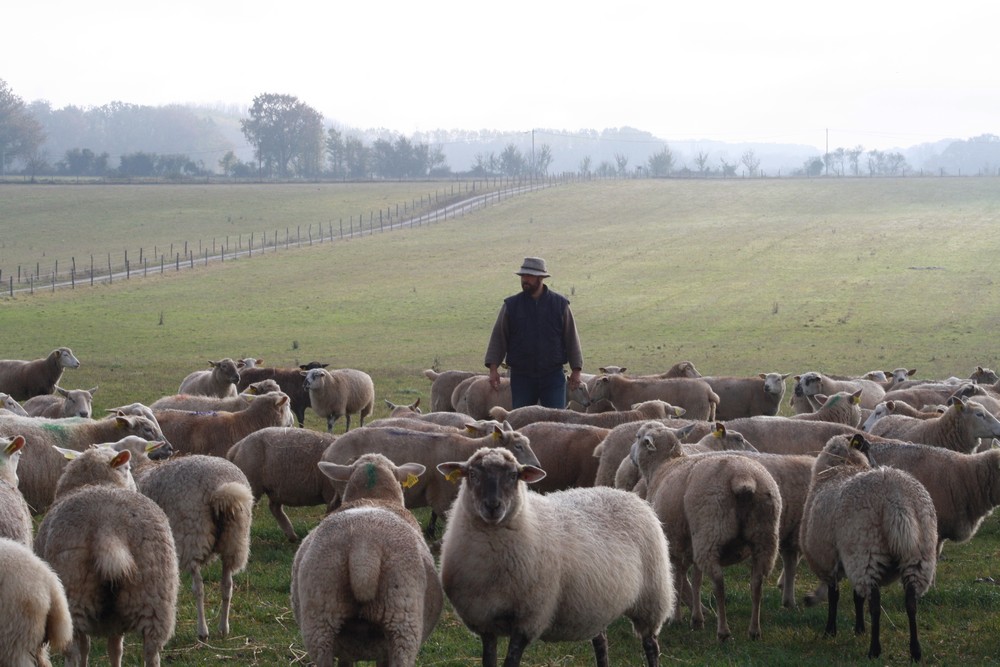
[
  {"x1": 0, "y1": 393, "x2": 28, "y2": 416},
  {"x1": 212, "y1": 358, "x2": 241, "y2": 385},
  {"x1": 439, "y1": 448, "x2": 545, "y2": 524},
  {"x1": 797, "y1": 372, "x2": 823, "y2": 397},
  {"x1": 761, "y1": 372, "x2": 790, "y2": 399},
  {"x1": 301, "y1": 368, "x2": 326, "y2": 391},
  {"x1": 55, "y1": 347, "x2": 81, "y2": 370}
]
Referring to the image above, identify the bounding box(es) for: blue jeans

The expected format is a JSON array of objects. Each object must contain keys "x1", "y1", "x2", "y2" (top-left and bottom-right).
[{"x1": 510, "y1": 368, "x2": 567, "y2": 409}]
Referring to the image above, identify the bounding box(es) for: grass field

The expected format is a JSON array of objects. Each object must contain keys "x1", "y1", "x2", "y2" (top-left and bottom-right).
[{"x1": 3, "y1": 177, "x2": 1000, "y2": 665}]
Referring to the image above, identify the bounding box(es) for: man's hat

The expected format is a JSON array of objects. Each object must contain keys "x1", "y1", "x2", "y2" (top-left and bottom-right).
[{"x1": 515, "y1": 257, "x2": 550, "y2": 277}]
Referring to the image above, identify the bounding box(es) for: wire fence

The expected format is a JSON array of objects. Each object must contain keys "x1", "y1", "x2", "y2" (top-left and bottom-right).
[{"x1": 2, "y1": 175, "x2": 569, "y2": 298}]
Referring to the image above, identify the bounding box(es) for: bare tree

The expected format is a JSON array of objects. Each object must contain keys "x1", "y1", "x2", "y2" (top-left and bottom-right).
[
  {"x1": 579, "y1": 155, "x2": 592, "y2": 178},
  {"x1": 719, "y1": 157, "x2": 737, "y2": 178},
  {"x1": 614, "y1": 152, "x2": 629, "y2": 176},
  {"x1": 740, "y1": 150, "x2": 761, "y2": 177},
  {"x1": 646, "y1": 145, "x2": 675, "y2": 177},
  {"x1": 695, "y1": 151, "x2": 710, "y2": 175},
  {"x1": 847, "y1": 145, "x2": 864, "y2": 176}
]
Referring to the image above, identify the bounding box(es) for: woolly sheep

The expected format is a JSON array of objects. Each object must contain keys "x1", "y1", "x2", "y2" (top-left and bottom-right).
[
  {"x1": 321, "y1": 422, "x2": 539, "y2": 538},
  {"x1": 301, "y1": 367, "x2": 375, "y2": 432},
  {"x1": 718, "y1": 415, "x2": 861, "y2": 456},
  {"x1": 0, "y1": 536, "x2": 72, "y2": 667},
  {"x1": 516, "y1": 422, "x2": 611, "y2": 493},
  {"x1": 0, "y1": 347, "x2": 80, "y2": 401},
  {"x1": 134, "y1": 454, "x2": 253, "y2": 641},
  {"x1": 238, "y1": 357, "x2": 263, "y2": 369},
  {"x1": 292, "y1": 453, "x2": 443, "y2": 666},
  {"x1": 800, "y1": 434, "x2": 937, "y2": 661},
  {"x1": 153, "y1": 391, "x2": 294, "y2": 457},
  {"x1": 0, "y1": 392, "x2": 29, "y2": 416},
  {"x1": 236, "y1": 361, "x2": 328, "y2": 427},
  {"x1": 630, "y1": 423, "x2": 781, "y2": 640},
  {"x1": 384, "y1": 397, "x2": 422, "y2": 415},
  {"x1": 35, "y1": 446, "x2": 178, "y2": 667},
  {"x1": 789, "y1": 390, "x2": 862, "y2": 427},
  {"x1": 368, "y1": 410, "x2": 495, "y2": 430},
  {"x1": 0, "y1": 413, "x2": 169, "y2": 514},
  {"x1": 881, "y1": 382, "x2": 979, "y2": 410},
  {"x1": 149, "y1": 378, "x2": 281, "y2": 412},
  {"x1": 457, "y1": 375, "x2": 512, "y2": 419},
  {"x1": 795, "y1": 371, "x2": 886, "y2": 409},
  {"x1": 437, "y1": 447, "x2": 674, "y2": 667},
  {"x1": 704, "y1": 372, "x2": 790, "y2": 421},
  {"x1": 867, "y1": 396, "x2": 1000, "y2": 453},
  {"x1": 22, "y1": 385, "x2": 98, "y2": 419},
  {"x1": 423, "y1": 368, "x2": 481, "y2": 412},
  {"x1": 490, "y1": 398, "x2": 685, "y2": 430},
  {"x1": 177, "y1": 357, "x2": 241, "y2": 398},
  {"x1": 0, "y1": 436, "x2": 32, "y2": 548},
  {"x1": 592, "y1": 418, "x2": 714, "y2": 487},
  {"x1": 860, "y1": 399, "x2": 943, "y2": 432},
  {"x1": 590, "y1": 374, "x2": 720, "y2": 420},
  {"x1": 226, "y1": 426, "x2": 339, "y2": 542}
]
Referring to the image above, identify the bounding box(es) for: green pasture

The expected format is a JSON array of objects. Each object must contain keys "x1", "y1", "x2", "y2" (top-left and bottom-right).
[{"x1": 3, "y1": 177, "x2": 1000, "y2": 665}]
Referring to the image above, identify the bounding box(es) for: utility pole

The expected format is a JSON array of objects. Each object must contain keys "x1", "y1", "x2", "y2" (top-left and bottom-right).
[{"x1": 531, "y1": 129, "x2": 535, "y2": 181}]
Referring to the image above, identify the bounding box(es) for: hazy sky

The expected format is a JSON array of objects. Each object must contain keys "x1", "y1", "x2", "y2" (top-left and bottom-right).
[{"x1": 7, "y1": 1, "x2": 1000, "y2": 151}]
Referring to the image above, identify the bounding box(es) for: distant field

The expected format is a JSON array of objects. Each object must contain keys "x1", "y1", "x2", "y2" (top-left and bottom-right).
[{"x1": 3, "y1": 177, "x2": 1000, "y2": 665}]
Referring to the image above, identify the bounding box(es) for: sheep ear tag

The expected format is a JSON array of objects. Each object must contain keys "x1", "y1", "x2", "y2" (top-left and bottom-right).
[
  {"x1": 403, "y1": 473, "x2": 419, "y2": 489},
  {"x1": 445, "y1": 469, "x2": 462, "y2": 484}
]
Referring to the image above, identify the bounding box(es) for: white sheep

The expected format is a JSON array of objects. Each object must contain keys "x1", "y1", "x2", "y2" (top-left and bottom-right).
[
  {"x1": 423, "y1": 368, "x2": 481, "y2": 412},
  {"x1": 868, "y1": 396, "x2": 1000, "y2": 453},
  {"x1": 149, "y1": 378, "x2": 281, "y2": 412},
  {"x1": 590, "y1": 374, "x2": 720, "y2": 420},
  {"x1": 794, "y1": 370, "x2": 886, "y2": 409},
  {"x1": 630, "y1": 423, "x2": 781, "y2": 641},
  {"x1": 717, "y1": 415, "x2": 861, "y2": 456},
  {"x1": 237, "y1": 361, "x2": 329, "y2": 427},
  {"x1": 703, "y1": 372, "x2": 790, "y2": 421},
  {"x1": 515, "y1": 422, "x2": 611, "y2": 493},
  {"x1": 788, "y1": 389, "x2": 862, "y2": 427},
  {"x1": 0, "y1": 435, "x2": 32, "y2": 548},
  {"x1": 35, "y1": 446, "x2": 179, "y2": 667},
  {"x1": 860, "y1": 399, "x2": 943, "y2": 431},
  {"x1": 226, "y1": 426, "x2": 339, "y2": 542},
  {"x1": 0, "y1": 536, "x2": 73, "y2": 667},
  {"x1": 800, "y1": 434, "x2": 937, "y2": 661},
  {"x1": 0, "y1": 347, "x2": 80, "y2": 401},
  {"x1": 22, "y1": 385, "x2": 99, "y2": 419},
  {"x1": 437, "y1": 447, "x2": 674, "y2": 667},
  {"x1": 134, "y1": 454, "x2": 253, "y2": 641},
  {"x1": 490, "y1": 398, "x2": 685, "y2": 430},
  {"x1": 292, "y1": 453, "x2": 443, "y2": 666},
  {"x1": 301, "y1": 367, "x2": 375, "y2": 432},
  {"x1": 0, "y1": 392, "x2": 29, "y2": 416},
  {"x1": 177, "y1": 358, "x2": 242, "y2": 398},
  {"x1": 457, "y1": 375, "x2": 512, "y2": 419}
]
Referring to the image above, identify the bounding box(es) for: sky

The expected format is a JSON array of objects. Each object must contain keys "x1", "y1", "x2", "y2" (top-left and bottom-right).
[{"x1": 6, "y1": 0, "x2": 1000, "y2": 151}]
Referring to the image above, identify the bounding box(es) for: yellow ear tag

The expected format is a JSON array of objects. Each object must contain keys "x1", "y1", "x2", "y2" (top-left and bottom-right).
[
  {"x1": 403, "y1": 473, "x2": 419, "y2": 489},
  {"x1": 445, "y1": 469, "x2": 462, "y2": 484},
  {"x1": 713, "y1": 427, "x2": 724, "y2": 438}
]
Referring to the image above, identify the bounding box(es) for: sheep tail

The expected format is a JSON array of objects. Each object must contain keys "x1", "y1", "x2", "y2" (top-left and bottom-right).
[
  {"x1": 347, "y1": 542, "x2": 383, "y2": 603},
  {"x1": 44, "y1": 578, "x2": 73, "y2": 652},
  {"x1": 210, "y1": 482, "x2": 254, "y2": 571},
  {"x1": 730, "y1": 472, "x2": 757, "y2": 499},
  {"x1": 94, "y1": 531, "x2": 137, "y2": 581}
]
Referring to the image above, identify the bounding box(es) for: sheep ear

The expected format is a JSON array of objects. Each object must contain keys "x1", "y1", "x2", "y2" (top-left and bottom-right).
[
  {"x1": 384, "y1": 399, "x2": 397, "y2": 409},
  {"x1": 437, "y1": 461, "x2": 466, "y2": 483},
  {"x1": 55, "y1": 386, "x2": 70, "y2": 397},
  {"x1": 851, "y1": 389, "x2": 863, "y2": 404},
  {"x1": 396, "y1": 463, "x2": 425, "y2": 488},
  {"x1": 672, "y1": 406, "x2": 686, "y2": 417},
  {"x1": 111, "y1": 450, "x2": 131, "y2": 469},
  {"x1": 712, "y1": 422, "x2": 726, "y2": 438},
  {"x1": 519, "y1": 464, "x2": 546, "y2": 484},
  {"x1": 849, "y1": 434, "x2": 870, "y2": 453},
  {"x1": 53, "y1": 445, "x2": 81, "y2": 460},
  {"x1": 317, "y1": 461, "x2": 353, "y2": 482},
  {"x1": 4, "y1": 436, "x2": 25, "y2": 456}
]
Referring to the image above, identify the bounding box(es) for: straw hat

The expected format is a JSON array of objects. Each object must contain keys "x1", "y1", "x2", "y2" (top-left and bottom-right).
[{"x1": 515, "y1": 257, "x2": 550, "y2": 277}]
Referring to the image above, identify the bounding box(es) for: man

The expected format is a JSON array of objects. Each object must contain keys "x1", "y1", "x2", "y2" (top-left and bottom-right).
[{"x1": 484, "y1": 256, "x2": 584, "y2": 409}]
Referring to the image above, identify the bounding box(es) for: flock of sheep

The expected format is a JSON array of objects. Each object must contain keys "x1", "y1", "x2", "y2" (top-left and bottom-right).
[{"x1": 1, "y1": 347, "x2": 1000, "y2": 665}]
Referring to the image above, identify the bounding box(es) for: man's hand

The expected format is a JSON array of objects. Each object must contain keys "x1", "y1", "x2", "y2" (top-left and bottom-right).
[
  {"x1": 489, "y1": 365, "x2": 501, "y2": 391},
  {"x1": 568, "y1": 368, "x2": 582, "y2": 391}
]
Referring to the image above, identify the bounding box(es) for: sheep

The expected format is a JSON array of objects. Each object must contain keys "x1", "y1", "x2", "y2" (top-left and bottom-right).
[
  {"x1": 0, "y1": 536, "x2": 73, "y2": 667},
  {"x1": 0, "y1": 413, "x2": 169, "y2": 514},
  {"x1": 490, "y1": 398, "x2": 686, "y2": 430},
  {"x1": 22, "y1": 385, "x2": 99, "y2": 419},
  {"x1": 236, "y1": 361, "x2": 327, "y2": 427},
  {"x1": 177, "y1": 357, "x2": 242, "y2": 398},
  {"x1": 795, "y1": 370, "x2": 886, "y2": 409},
  {"x1": 860, "y1": 399, "x2": 943, "y2": 432},
  {"x1": 368, "y1": 409, "x2": 495, "y2": 430},
  {"x1": 457, "y1": 375, "x2": 511, "y2": 419},
  {"x1": 800, "y1": 434, "x2": 937, "y2": 661},
  {"x1": 881, "y1": 381, "x2": 979, "y2": 410},
  {"x1": 320, "y1": 422, "x2": 539, "y2": 538},
  {"x1": 134, "y1": 454, "x2": 253, "y2": 641},
  {"x1": 703, "y1": 372, "x2": 790, "y2": 421},
  {"x1": 0, "y1": 348, "x2": 80, "y2": 402},
  {"x1": 292, "y1": 453, "x2": 443, "y2": 666},
  {"x1": 630, "y1": 423, "x2": 781, "y2": 640},
  {"x1": 0, "y1": 392, "x2": 29, "y2": 416},
  {"x1": 238, "y1": 357, "x2": 263, "y2": 369},
  {"x1": 423, "y1": 368, "x2": 481, "y2": 412},
  {"x1": 436, "y1": 447, "x2": 674, "y2": 667},
  {"x1": 590, "y1": 374, "x2": 720, "y2": 420},
  {"x1": 301, "y1": 367, "x2": 375, "y2": 432},
  {"x1": 149, "y1": 378, "x2": 281, "y2": 412},
  {"x1": 384, "y1": 397, "x2": 422, "y2": 415},
  {"x1": 718, "y1": 415, "x2": 861, "y2": 456},
  {"x1": 35, "y1": 446, "x2": 179, "y2": 667},
  {"x1": 0, "y1": 435, "x2": 32, "y2": 548},
  {"x1": 592, "y1": 418, "x2": 714, "y2": 487},
  {"x1": 789, "y1": 389, "x2": 862, "y2": 426},
  {"x1": 153, "y1": 391, "x2": 294, "y2": 457},
  {"x1": 226, "y1": 426, "x2": 339, "y2": 542},
  {"x1": 515, "y1": 422, "x2": 611, "y2": 493},
  {"x1": 867, "y1": 396, "x2": 1000, "y2": 453}
]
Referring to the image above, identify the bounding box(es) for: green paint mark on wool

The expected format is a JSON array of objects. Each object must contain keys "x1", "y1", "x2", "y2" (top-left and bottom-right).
[
  {"x1": 826, "y1": 394, "x2": 842, "y2": 407},
  {"x1": 40, "y1": 422, "x2": 71, "y2": 447},
  {"x1": 365, "y1": 463, "x2": 377, "y2": 490}
]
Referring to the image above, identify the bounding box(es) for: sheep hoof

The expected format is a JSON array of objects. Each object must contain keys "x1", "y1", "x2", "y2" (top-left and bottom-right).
[
  {"x1": 691, "y1": 618, "x2": 704, "y2": 630},
  {"x1": 717, "y1": 631, "x2": 732, "y2": 643},
  {"x1": 749, "y1": 630, "x2": 762, "y2": 641},
  {"x1": 803, "y1": 594, "x2": 820, "y2": 607}
]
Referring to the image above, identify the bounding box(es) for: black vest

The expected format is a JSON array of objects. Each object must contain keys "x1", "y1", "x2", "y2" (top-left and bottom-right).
[{"x1": 503, "y1": 288, "x2": 569, "y2": 375}]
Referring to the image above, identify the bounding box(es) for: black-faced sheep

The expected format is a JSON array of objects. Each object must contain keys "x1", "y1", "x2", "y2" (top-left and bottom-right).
[
  {"x1": 22, "y1": 385, "x2": 99, "y2": 419},
  {"x1": 226, "y1": 426, "x2": 339, "y2": 542},
  {"x1": 0, "y1": 347, "x2": 80, "y2": 401},
  {"x1": 301, "y1": 367, "x2": 375, "y2": 432},
  {"x1": 437, "y1": 447, "x2": 674, "y2": 667},
  {"x1": 35, "y1": 446, "x2": 179, "y2": 667},
  {"x1": 177, "y1": 358, "x2": 241, "y2": 398},
  {"x1": 292, "y1": 453, "x2": 443, "y2": 666},
  {"x1": 0, "y1": 435, "x2": 32, "y2": 548},
  {"x1": 237, "y1": 361, "x2": 328, "y2": 427},
  {"x1": 590, "y1": 374, "x2": 720, "y2": 421},
  {"x1": 631, "y1": 423, "x2": 781, "y2": 641},
  {"x1": 800, "y1": 435, "x2": 937, "y2": 661},
  {"x1": 867, "y1": 396, "x2": 1000, "y2": 453}
]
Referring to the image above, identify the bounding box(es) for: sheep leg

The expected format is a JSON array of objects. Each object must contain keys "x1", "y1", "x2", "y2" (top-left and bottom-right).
[
  {"x1": 423, "y1": 512, "x2": 439, "y2": 539},
  {"x1": 141, "y1": 636, "x2": 161, "y2": 667},
  {"x1": 824, "y1": 579, "x2": 839, "y2": 637},
  {"x1": 804, "y1": 581, "x2": 829, "y2": 607},
  {"x1": 689, "y1": 565, "x2": 705, "y2": 630},
  {"x1": 710, "y1": 565, "x2": 732, "y2": 642},
  {"x1": 219, "y1": 565, "x2": 234, "y2": 637},
  {"x1": 867, "y1": 585, "x2": 882, "y2": 659},
  {"x1": 591, "y1": 631, "x2": 609, "y2": 667},
  {"x1": 66, "y1": 631, "x2": 90, "y2": 667},
  {"x1": 325, "y1": 415, "x2": 337, "y2": 433},
  {"x1": 641, "y1": 634, "x2": 661, "y2": 667},
  {"x1": 906, "y1": 582, "x2": 922, "y2": 662},
  {"x1": 107, "y1": 633, "x2": 124, "y2": 667},
  {"x1": 268, "y1": 496, "x2": 299, "y2": 542},
  {"x1": 481, "y1": 632, "x2": 498, "y2": 667},
  {"x1": 853, "y1": 590, "x2": 865, "y2": 635},
  {"x1": 502, "y1": 630, "x2": 530, "y2": 667},
  {"x1": 748, "y1": 560, "x2": 765, "y2": 640},
  {"x1": 192, "y1": 566, "x2": 209, "y2": 640},
  {"x1": 778, "y1": 549, "x2": 798, "y2": 609},
  {"x1": 345, "y1": 415, "x2": 353, "y2": 432}
]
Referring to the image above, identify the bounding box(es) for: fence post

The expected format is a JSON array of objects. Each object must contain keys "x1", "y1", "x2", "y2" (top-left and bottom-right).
[
  {"x1": 91, "y1": 255, "x2": 94, "y2": 286},
  {"x1": 107, "y1": 254, "x2": 112, "y2": 284}
]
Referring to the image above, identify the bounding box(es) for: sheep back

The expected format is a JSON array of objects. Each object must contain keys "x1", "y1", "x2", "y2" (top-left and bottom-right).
[
  {"x1": 591, "y1": 375, "x2": 719, "y2": 421},
  {"x1": 424, "y1": 369, "x2": 480, "y2": 412}
]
